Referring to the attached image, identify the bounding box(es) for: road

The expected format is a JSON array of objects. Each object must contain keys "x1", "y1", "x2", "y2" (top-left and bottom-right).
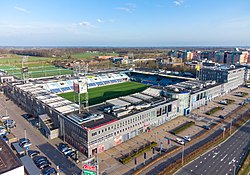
[
  {"x1": 175, "y1": 119, "x2": 250, "y2": 175},
  {"x1": 137, "y1": 103, "x2": 250, "y2": 175},
  {"x1": 0, "y1": 94, "x2": 82, "y2": 175}
]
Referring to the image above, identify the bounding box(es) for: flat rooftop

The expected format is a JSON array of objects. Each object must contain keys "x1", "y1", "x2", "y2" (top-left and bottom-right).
[
  {"x1": 66, "y1": 88, "x2": 177, "y2": 130},
  {"x1": 15, "y1": 83, "x2": 79, "y2": 114},
  {"x1": 0, "y1": 137, "x2": 23, "y2": 174},
  {"x1": 164, "y1": 80, "x2": 221, "y2": 94}
]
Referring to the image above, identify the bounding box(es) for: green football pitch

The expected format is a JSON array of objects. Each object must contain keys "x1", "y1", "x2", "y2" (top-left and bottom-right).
[{"x1": 58, "y1": 82, "x2": 149, "y2": 106}]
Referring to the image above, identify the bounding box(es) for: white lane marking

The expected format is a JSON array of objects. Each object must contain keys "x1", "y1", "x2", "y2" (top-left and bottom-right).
[
  {"x1": 221, "y1": 154, "x2": 228, "y2": 161},
  {"x1": 200, "y1": 161, "x2": 202, "y2": 164}
]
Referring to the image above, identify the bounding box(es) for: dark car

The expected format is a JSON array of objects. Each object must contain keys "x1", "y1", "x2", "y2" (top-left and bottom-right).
[
  {"x1": 33, "y1": 156, "x2": 48, "y2": 164},
  {"x1": 28, "y1": 150, "x2": 40, "y2": 158},
  {"x1": 4, "y1": 119, "x2": 16, "y2": 128},
  {"x1": 219, "y1": 115, "x2": 226, "y2": 119},
  {"x1": 42, "y1": 167, "x2": 57, "y2": 175},
  {"x1": 66, "y1": 150, "x2": 75, "y2": 158},
  {"x1": 203, "y1": 125, "x2": 211, "y2": 130},
  {"x1": 58, "y1": 143, "x2": 68, "y2": 151},
  {"x1": 37, "y1": 161, "x2": 51, "y2": 169}
]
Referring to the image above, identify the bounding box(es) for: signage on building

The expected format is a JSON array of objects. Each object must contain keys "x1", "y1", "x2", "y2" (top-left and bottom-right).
[
  {"x1": 82, "y1": 156, "x2": 98, "y2": 175},
  {"x1": 74, "y1": 79, "x2": 88, "y2": 94},
  {"x1": 22, "y1": 67, "x2": 28, "y2": 73}
]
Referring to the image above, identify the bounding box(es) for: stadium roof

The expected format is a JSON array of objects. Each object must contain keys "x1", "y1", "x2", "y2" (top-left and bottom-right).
[{"x1": 15, "y1": 83, "x2": 79, "y2": 114}]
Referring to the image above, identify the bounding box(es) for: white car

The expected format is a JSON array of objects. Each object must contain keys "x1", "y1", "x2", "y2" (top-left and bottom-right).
[
  {"x1": 183, "y1": 136, "x2": 191, "y2": 142},
  {"x1": 1, "y1": 115, "x2": 10, "y2": 120},
  {"x1": 176, "y1": 138, "x2": 185, "y2": 145}
]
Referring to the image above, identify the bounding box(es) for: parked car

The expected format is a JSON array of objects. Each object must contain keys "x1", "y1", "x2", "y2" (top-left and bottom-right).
[
  {"x1": 1, "y1": 115, "x2": 10, "y2": 120},
  {"x1": 183, "y1": 136, "x2": 191, "y2": 142},
  {"x1": 58, "y1": 143, "x2": 68, "y2": 152},
  {"x1": 219, "y1": 115, "x2": 226, "y2": 119},
  {"x1": 19, "y1": 138, "x2": 32, "y2": 147},
  {"x1": 203, "y1": 125, "x2": 211, "y2": 130},
  {"x1": 4, "y1": 119, "x2": 16, "y2": 128},
  {"x1": 65, "y1": 150, "x2": 76, "y2": 158},
  {"x1": 37, "y1": 161, "x2": 51, "y2": 169},
  {"x1": 33, "y1": 156, "x2": 48, "y2": 164},
  {"x1": 42, "y1": 167, "x2": 57, "y2": 175},
  {"x1": 176, "y1": 138, "x2": 185, "y2": 145},
  {"x1": 28, "y1": 150, "x2": 40, "y2": 158}
]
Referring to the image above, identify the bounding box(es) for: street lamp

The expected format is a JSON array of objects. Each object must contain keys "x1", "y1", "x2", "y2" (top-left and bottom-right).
[{"x1": 182, "y1": 144, "x2": 185, "y2": 165}]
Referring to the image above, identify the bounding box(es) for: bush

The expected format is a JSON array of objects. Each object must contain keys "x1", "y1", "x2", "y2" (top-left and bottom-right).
[
  {"x1": 119, "y1": 141, "x2": 157, "y2": 164},
  {"x1": 171, "y1": 121, "x2": 195, "y2": 135}
]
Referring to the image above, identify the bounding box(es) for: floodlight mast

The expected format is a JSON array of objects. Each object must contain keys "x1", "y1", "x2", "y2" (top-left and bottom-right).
[{"x1": 85, "y1": 63, "x2": 89, "y2": 112}]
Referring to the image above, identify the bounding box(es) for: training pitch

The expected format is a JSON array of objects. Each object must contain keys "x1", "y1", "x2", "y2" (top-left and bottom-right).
[{"x1": 58, "y1": 81, "x2": 149, "y2": 106}]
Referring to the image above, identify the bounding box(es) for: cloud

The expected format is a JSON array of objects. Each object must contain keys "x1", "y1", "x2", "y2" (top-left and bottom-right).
[
  {"x1": 115, "y1": 3, "x2": 136, "y2": 13},
  {"x1": 14, "y1": 6, "x2": 31, "y2": 13},
  {"x1": 96, "y1": 19, "x2": 103, "y2": 23},
  {"x1": 173, "y1": 0, "x2": 184, "y2": 6},
  {"x1": 78, "y1": 21, "x2": 95, "y2": 28}
]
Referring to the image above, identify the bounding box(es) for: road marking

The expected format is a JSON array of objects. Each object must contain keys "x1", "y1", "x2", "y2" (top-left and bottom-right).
[
  {"x1": 221, "y1": 154, "x2": 228, "y2": 161},
  {"x1": 195, "y1": 165, "x2": 198, "y2": 168},
  {"x1": 190, "y1": 170, "x2": 193, "y2": 172},
  {"x1": 204, "y1": 157, "x2": 206, "y2": 160},
  {"x1": 200, "y1": 161, "x2": 202, "y2": 164}
]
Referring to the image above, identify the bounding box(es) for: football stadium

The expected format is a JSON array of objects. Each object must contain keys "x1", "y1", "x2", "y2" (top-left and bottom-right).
[{"x1": 4, "y1": 64, "x2": 246, "y2": 159}]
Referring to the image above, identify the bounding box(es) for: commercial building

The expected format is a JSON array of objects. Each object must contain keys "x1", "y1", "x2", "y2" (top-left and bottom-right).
[
  {"x1": 198, "y1": 66, "x2": 245, "y2": 88},
  {"x1": 0, "y1": 137, "x2": 24, "y2": 175}
]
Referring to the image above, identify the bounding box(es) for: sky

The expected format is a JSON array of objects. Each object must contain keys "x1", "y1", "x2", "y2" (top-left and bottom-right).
[{"x1": 1, "y1": 0, "x2": 250, "y2": 46}]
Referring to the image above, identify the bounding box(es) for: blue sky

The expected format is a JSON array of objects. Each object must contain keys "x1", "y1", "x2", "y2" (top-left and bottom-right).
[{"x1": 1, "y1": 0, "x2": 250, "y2": 46}]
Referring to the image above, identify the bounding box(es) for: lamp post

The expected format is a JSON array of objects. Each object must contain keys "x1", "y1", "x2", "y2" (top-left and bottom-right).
[
  {"x1": 223, "y1": 127, "x2": 225, "y2": 139},
  {"x1": 182, "y1": 144, "x2": 185, "y2": 165}
]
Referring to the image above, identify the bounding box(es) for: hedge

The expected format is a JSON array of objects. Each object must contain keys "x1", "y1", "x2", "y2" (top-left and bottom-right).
[
  {"x1": 171, "y1": 121, "x2": 195, "y2": 135},
  {"x1": 119, "y1": 141, "x2": 157, "y2": 164},
  {"x1": 205, "y1": 106, "x2": 222, "y2": 115}
]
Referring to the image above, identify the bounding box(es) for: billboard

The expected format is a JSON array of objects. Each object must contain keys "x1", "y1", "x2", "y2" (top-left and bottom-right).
[
  {"x1": 74, "y1": 79, "x2": 88, "y2": 94},
  {"x1": 82, "y1": 156, "x2": 97, "y2": 175}
]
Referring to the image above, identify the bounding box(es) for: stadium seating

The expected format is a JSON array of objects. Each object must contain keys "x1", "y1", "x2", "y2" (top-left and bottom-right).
[{"x1": 43, "y1": 73, "x2": 130, "y2": 93}]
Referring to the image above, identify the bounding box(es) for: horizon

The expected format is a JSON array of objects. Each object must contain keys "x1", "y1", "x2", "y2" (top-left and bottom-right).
[{"x1": 1, "y1": 0, "x2": 250, "y2": 46}]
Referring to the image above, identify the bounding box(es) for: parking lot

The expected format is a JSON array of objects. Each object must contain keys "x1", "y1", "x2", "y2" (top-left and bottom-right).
[{"x1": 0, "y1": 93, "x2": 82, "y2": 175}]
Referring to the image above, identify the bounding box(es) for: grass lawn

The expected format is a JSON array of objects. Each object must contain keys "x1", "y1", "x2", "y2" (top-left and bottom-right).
[
  {"x1": 58, "y1": 82, "x2": 149, "y2": 106},
  {"x1": 0, "y1": 64, "x2": 73, "y2": 79},
  {"x1": 71, "y1": 52, "x2": 119, "y2": 59}
]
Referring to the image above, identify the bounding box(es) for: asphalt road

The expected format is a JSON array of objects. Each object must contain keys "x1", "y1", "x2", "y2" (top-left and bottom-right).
[
  {"x1": 0, "y1": 94, "x2": 82, "y2": 175},
  {"x1": 175, "y1": 119, "x2": 250, "y2": 175}
]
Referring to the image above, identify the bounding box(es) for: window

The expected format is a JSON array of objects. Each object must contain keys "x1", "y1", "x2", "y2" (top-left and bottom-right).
[
  {"x1": 108, "y1": 127, "x2": 110, "y2": 130},
  {"x1": 168, "y1": 104, "x2": 172, "y2": 112}
]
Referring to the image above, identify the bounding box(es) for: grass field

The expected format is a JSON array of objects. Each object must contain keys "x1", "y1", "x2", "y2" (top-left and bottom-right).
[
  {"x1": 58, "y1": 82, "x2": 149, "y2": 106},
  {"x1": 70, "y1": 52, "x2": 119, "y2": 59},
  {"x1": 0, "y1": 54, "x2": 73, "y2": 79},
  {"x1": 0, "y1": 64, "x2": 73, "y2": 79}
]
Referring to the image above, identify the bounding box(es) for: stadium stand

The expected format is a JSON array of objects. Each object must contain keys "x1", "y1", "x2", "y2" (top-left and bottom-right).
[{"x1": 44, "y1": 73, "x2": 130, "y2": 94}]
